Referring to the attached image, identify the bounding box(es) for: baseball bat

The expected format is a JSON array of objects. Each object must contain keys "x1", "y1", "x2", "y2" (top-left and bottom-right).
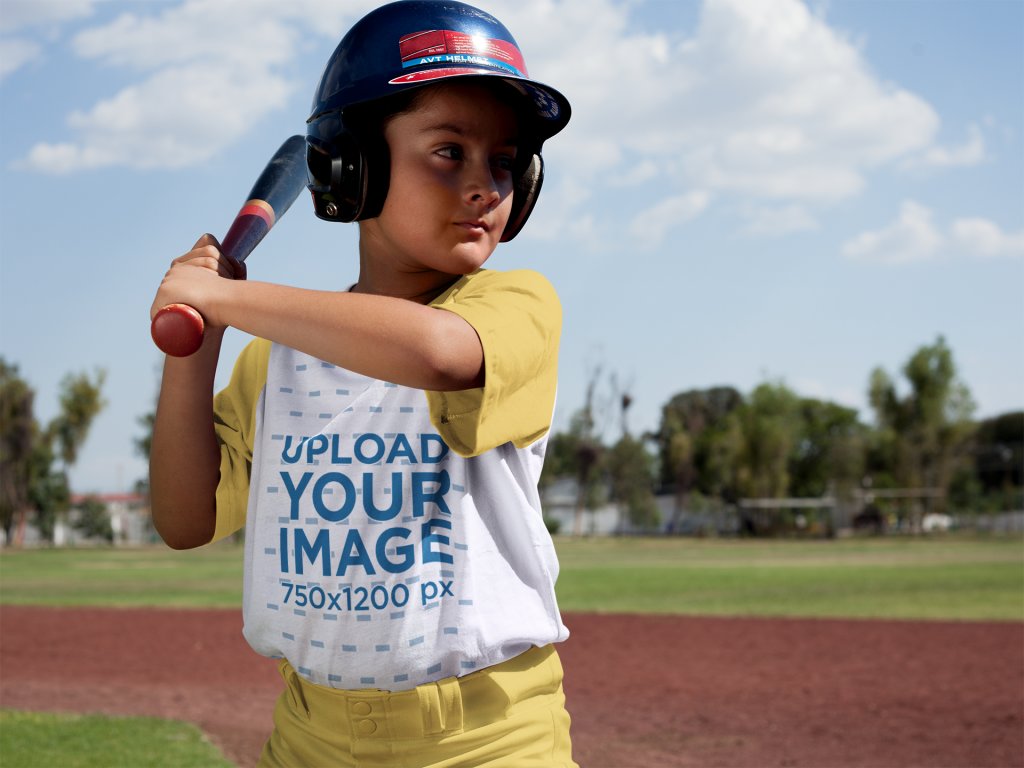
[{"x1": 151, "y1": 134, "x2": 308, "y2": 357}]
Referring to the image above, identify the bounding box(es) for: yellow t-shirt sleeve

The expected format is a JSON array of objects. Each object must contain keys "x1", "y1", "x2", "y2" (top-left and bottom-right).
[
  {"x1": 426, "y1": 269, "x2": 561, "y2": 457},
  {"x1": 211, "y1": 337, "x2": 270, "y2": 542}
]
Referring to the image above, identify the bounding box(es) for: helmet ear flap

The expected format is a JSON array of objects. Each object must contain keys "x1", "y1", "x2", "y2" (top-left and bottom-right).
[
  {"x1": 307, "y1": 119, "x2": 391, "y2": 223},
  {"x1": 501, "y1": 152, "x2": 544, "y2": 242},
  {"x1": 308, "y1": 131, "x2": 373, "y2": 222}
]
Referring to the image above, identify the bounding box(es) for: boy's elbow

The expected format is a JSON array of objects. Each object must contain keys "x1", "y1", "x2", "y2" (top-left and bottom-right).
[
  {"x1": 159, "y1": 528, "x2": 212, "y2": 551},
  {"x1": 151, "y1": 499, "x2": 216, "y2": 550},
  {"x1": 419, "y1": 344, "x2": 484, "y2": 391},
  {"x1": 418, "y1": 319, "x2": 485, "y2": 391}
]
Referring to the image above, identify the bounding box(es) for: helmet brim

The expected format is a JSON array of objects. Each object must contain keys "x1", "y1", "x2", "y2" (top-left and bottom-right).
[{"x1": 382, "y1": 68, "x2": 571, "y2": 141}]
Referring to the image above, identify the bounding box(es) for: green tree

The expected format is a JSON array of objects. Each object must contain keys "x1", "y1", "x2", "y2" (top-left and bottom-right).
[
  {"x1": 790, "y1": 398, "x2": 866, "y2": 498},
  {"x1": 73, "y1": 495, "x2": 114, "y2": 542},
  {"x1": 0, "y1": 360, "x2": 106, "y2": 546},
  {"x1": 27, "y1": 440, "x2": 70, "y2": 542},
  {"x1": 51, "y1": 371, "x2": 107, "y2": 467},
  {"x1": 564, "y1": 406, "x2": 606, "y2": 536},
  {"x1": 0, "y1": 360, "x2": 37, "y2": 543},
  {"x1": 868, "y1": 336, "x2": 975, "y2": 521},
  {"x1": 133, "y1": 410, "x2": 155, "y2": 496},
  {"x1": 955, "y1": 410, "x2": 1024, "y2": 513},
  {"x1": 703, "y1": 412, "x2": 744, "y2": 502},
  {"x1": 731, "y1": 382, "x2": 801, "y2": 499},
  {"x1": 539, "y1": 363, "x2": 620, "y2": 535},
  {"x1": 607, "y1": 433, "x2": 659, "y2": 529},
  {"x1": 651, "y1": 386, "x2": 743, "y2": 523}
]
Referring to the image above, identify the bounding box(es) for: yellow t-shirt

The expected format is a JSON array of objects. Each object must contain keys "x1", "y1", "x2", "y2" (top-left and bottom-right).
[{"x1": 426, "y1": 268, "x2": 561, "y2": 456}]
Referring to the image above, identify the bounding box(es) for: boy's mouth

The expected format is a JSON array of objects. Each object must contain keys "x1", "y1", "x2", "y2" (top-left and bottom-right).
[{"x1": 456, "y1": 219, "x2": 491, "y2": 234}]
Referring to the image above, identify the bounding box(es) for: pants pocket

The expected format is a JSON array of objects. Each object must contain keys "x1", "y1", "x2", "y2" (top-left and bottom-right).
[{"x1": 279, "y1": 660, "x2": 311, "y2": 720}]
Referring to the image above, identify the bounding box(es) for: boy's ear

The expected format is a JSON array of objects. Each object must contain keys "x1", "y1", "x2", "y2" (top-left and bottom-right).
[{"x1": 501, "y1": 153, "x2": 544, "y2": 242}]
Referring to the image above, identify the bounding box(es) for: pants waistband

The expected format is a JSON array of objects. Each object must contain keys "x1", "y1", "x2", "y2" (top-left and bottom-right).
[{"x1": 279, "y1": 644, "x2": 560, "y2": 741}]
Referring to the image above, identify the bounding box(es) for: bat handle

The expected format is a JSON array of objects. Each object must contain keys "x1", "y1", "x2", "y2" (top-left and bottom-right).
[
  {"x1": 149, "y1": 134, "x2": 305, "y2": 357},
  {"x1": 151, "y1": 303, "x2": 206, "y2": 358},
  {"x1": 150, "y1": 218, "x2": 251, "y2": 357}
]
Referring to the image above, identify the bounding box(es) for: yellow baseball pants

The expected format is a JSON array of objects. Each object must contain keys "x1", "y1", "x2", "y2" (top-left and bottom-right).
[{"x1": 258, "y1": 644, "x2": 578, "y2": 767}]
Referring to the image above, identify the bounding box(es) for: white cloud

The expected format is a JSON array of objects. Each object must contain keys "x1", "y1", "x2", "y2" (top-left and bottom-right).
[
  {"x1": 0, "y1": 0, "x2": 96, "y2": 80},
  {"x1": 15, "y1": 0, "x2": 946, "y2": 212},
  {"x1": 909, "y1": 123, "x2": 987, "y2": 169},
  {"x1": 25, "y1": 63, "x2": 293, "y2": 172},
  {"x1": 842, "y1": 203, "x2": 1024, "y2": 264},
  {"x1": 743, "y1": 204, "x2": 818, "y2": 237},
  {"x1": 842, "y1": 201, "x2": 943, "y2": 264},
  {"x1": 0, "y1": 0, "x2": 96, "y2": 33},
  {"x1": 476, "y1": 0, "x2": 940, "y2": 241},
  {"x1": 673, "y1": 0, "x2": 937, "y2": 196},
  {"x1": 21, "y1": 0, "x2": 377, "y2": 173},
  {"x1": 608, "y1": 160, "x2": 661, "y2": 188},
  {"x1": 72, "y1": 1, "x2": 299, "y2": 70},
  {"x1": 524, "y1": 176, "x2": 603, "y2": 248},
  {"x1": 629, "y1": 191, "x2": 711, "y2": 248},
  {"x1": 951, "y1": 218, "x2": 1024, "y2": 259},
  {"x1": 0, "y1": 37, "x2": 40, "y2": 80}
]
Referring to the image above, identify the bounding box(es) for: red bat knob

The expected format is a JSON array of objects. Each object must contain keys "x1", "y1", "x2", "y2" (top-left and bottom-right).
[{"x1": 151, "y1": 304, "x2": 205, "y2": 358}]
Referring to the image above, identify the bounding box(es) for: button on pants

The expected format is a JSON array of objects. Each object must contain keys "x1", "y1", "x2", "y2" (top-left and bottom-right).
[{"x1": 258, "y1": 645, "x2": 577, "y2": 767}]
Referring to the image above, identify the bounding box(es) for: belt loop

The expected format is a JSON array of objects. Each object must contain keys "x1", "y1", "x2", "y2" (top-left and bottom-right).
[{"x1": 418, "y1": 677, "x2": 464, "y2": 736}]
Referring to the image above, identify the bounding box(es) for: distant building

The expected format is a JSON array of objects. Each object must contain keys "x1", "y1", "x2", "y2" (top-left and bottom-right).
[
  {"x1": 541, "y1": 477, "x2": 622, "y2": 535},
  {"x1": 541, "y1": 477, "x2": 741, "y2": 536}
]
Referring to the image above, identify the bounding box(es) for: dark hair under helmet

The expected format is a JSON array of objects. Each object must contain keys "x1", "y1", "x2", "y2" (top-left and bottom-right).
[{"x1": 306, "y1": 0, "x2": 571, "y2": 241}]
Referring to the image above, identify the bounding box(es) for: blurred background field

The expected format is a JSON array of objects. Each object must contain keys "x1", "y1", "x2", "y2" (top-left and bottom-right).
[{"x1": 2, "y1": 535, "x2": 1021, "y2": 621}]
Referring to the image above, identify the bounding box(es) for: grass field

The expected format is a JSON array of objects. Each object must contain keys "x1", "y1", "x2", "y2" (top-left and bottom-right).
[
  {"x1": 1, "y1": 534, "x2": 1022, "y2": 620},
  {"x1": 1, "y1": 535, "x2": 1021, "y2": 767},
  {"x1": 0, "y1": 710, "x2": 233, "y2": 768},
  {"x1": 554, "y1": 535, "x2": 1024, "y2": 620}
]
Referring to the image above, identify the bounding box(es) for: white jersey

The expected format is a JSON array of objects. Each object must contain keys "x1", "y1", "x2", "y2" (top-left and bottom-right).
[
  {"x1": 212, "y1": 272, "x2": 569, "y2": 696},
  {"x1": 211, "y1": 269, "x2": 568, "y2": 691}
]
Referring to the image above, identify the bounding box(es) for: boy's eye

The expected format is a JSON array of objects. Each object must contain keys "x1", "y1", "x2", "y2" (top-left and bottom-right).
[
  {"x1": 493, "y1": 153, "x2": 516, "y2": 172},
  {"x1": 435, "y1": 146, "x2": 463, "y2": 161}
]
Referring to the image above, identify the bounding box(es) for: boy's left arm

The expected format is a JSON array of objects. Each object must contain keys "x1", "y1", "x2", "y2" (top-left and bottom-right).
[{"x1": 152, "y1": 262, "x2": 485, "y2": 392}]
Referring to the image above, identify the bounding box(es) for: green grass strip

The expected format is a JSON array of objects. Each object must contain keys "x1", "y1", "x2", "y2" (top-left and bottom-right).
[
  {"x1": 554, "y1": 535, "x2": 1024, "y2": 620},
  {"x1": 1, "y1": 535, "x2": 1021, "y2": 620},
  {"x1": 0, "y1": 543, "x2": 243, "y2": 608},
  {"x1": 0, "y1": 710, "x2": 233, "y2": 768}
]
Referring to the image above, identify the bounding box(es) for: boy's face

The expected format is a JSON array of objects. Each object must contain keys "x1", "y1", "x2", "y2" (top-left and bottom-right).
[{"x1": 363, "y1": 82, "x2": 520, "y2": 277}]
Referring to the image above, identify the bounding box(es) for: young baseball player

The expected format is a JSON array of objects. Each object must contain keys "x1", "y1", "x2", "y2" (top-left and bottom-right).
[{"x1": 149, "y1": 1, "x2": 576, "y2": 765}]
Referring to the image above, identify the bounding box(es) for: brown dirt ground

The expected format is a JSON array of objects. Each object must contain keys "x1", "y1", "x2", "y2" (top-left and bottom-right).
[{"x1": 1, "y1": 606, "x2": 1021, "y2": 767}]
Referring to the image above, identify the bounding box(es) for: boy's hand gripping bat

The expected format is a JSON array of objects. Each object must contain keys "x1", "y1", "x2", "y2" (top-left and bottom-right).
[{"x1": 151, "y1": 135, "x2": 308, "y2": 357}]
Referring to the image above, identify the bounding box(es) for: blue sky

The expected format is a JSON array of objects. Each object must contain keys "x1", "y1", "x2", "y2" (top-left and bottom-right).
[{"x1": 1, "y1": 0, "x2": 1022, "y2": 494}]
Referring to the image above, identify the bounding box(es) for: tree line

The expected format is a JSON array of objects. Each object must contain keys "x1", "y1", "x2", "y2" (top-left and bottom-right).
[
  {"x1": 541, "y1": 337, "x2": 1023, "y2": 534},
  {"x1": 2, "y1": 336, "x2": 1021, "y2": 545}
]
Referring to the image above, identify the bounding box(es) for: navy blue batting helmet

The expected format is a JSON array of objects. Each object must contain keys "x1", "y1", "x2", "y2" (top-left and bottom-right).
[{"x1": 306, "y1": 0, "x2": 571, "y2": 240}]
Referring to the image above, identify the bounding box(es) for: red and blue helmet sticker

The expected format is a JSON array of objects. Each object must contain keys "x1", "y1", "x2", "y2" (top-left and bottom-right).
[{"x1": 397, "y1": 29, "x2": 528, "y2": 79}]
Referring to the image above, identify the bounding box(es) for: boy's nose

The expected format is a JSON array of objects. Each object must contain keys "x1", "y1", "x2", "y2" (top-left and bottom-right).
[
  {"x1": 463, "y1": 166, "x2": 502, "y2": 211},
  {"x1": 467, "y1": 188, "x2": 501, "y2": 211}
]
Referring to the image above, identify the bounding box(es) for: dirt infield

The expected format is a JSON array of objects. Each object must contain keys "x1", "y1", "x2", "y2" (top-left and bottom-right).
[{"x1": 1, "y1": 606, "x2": 1021, "y2": 767}]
